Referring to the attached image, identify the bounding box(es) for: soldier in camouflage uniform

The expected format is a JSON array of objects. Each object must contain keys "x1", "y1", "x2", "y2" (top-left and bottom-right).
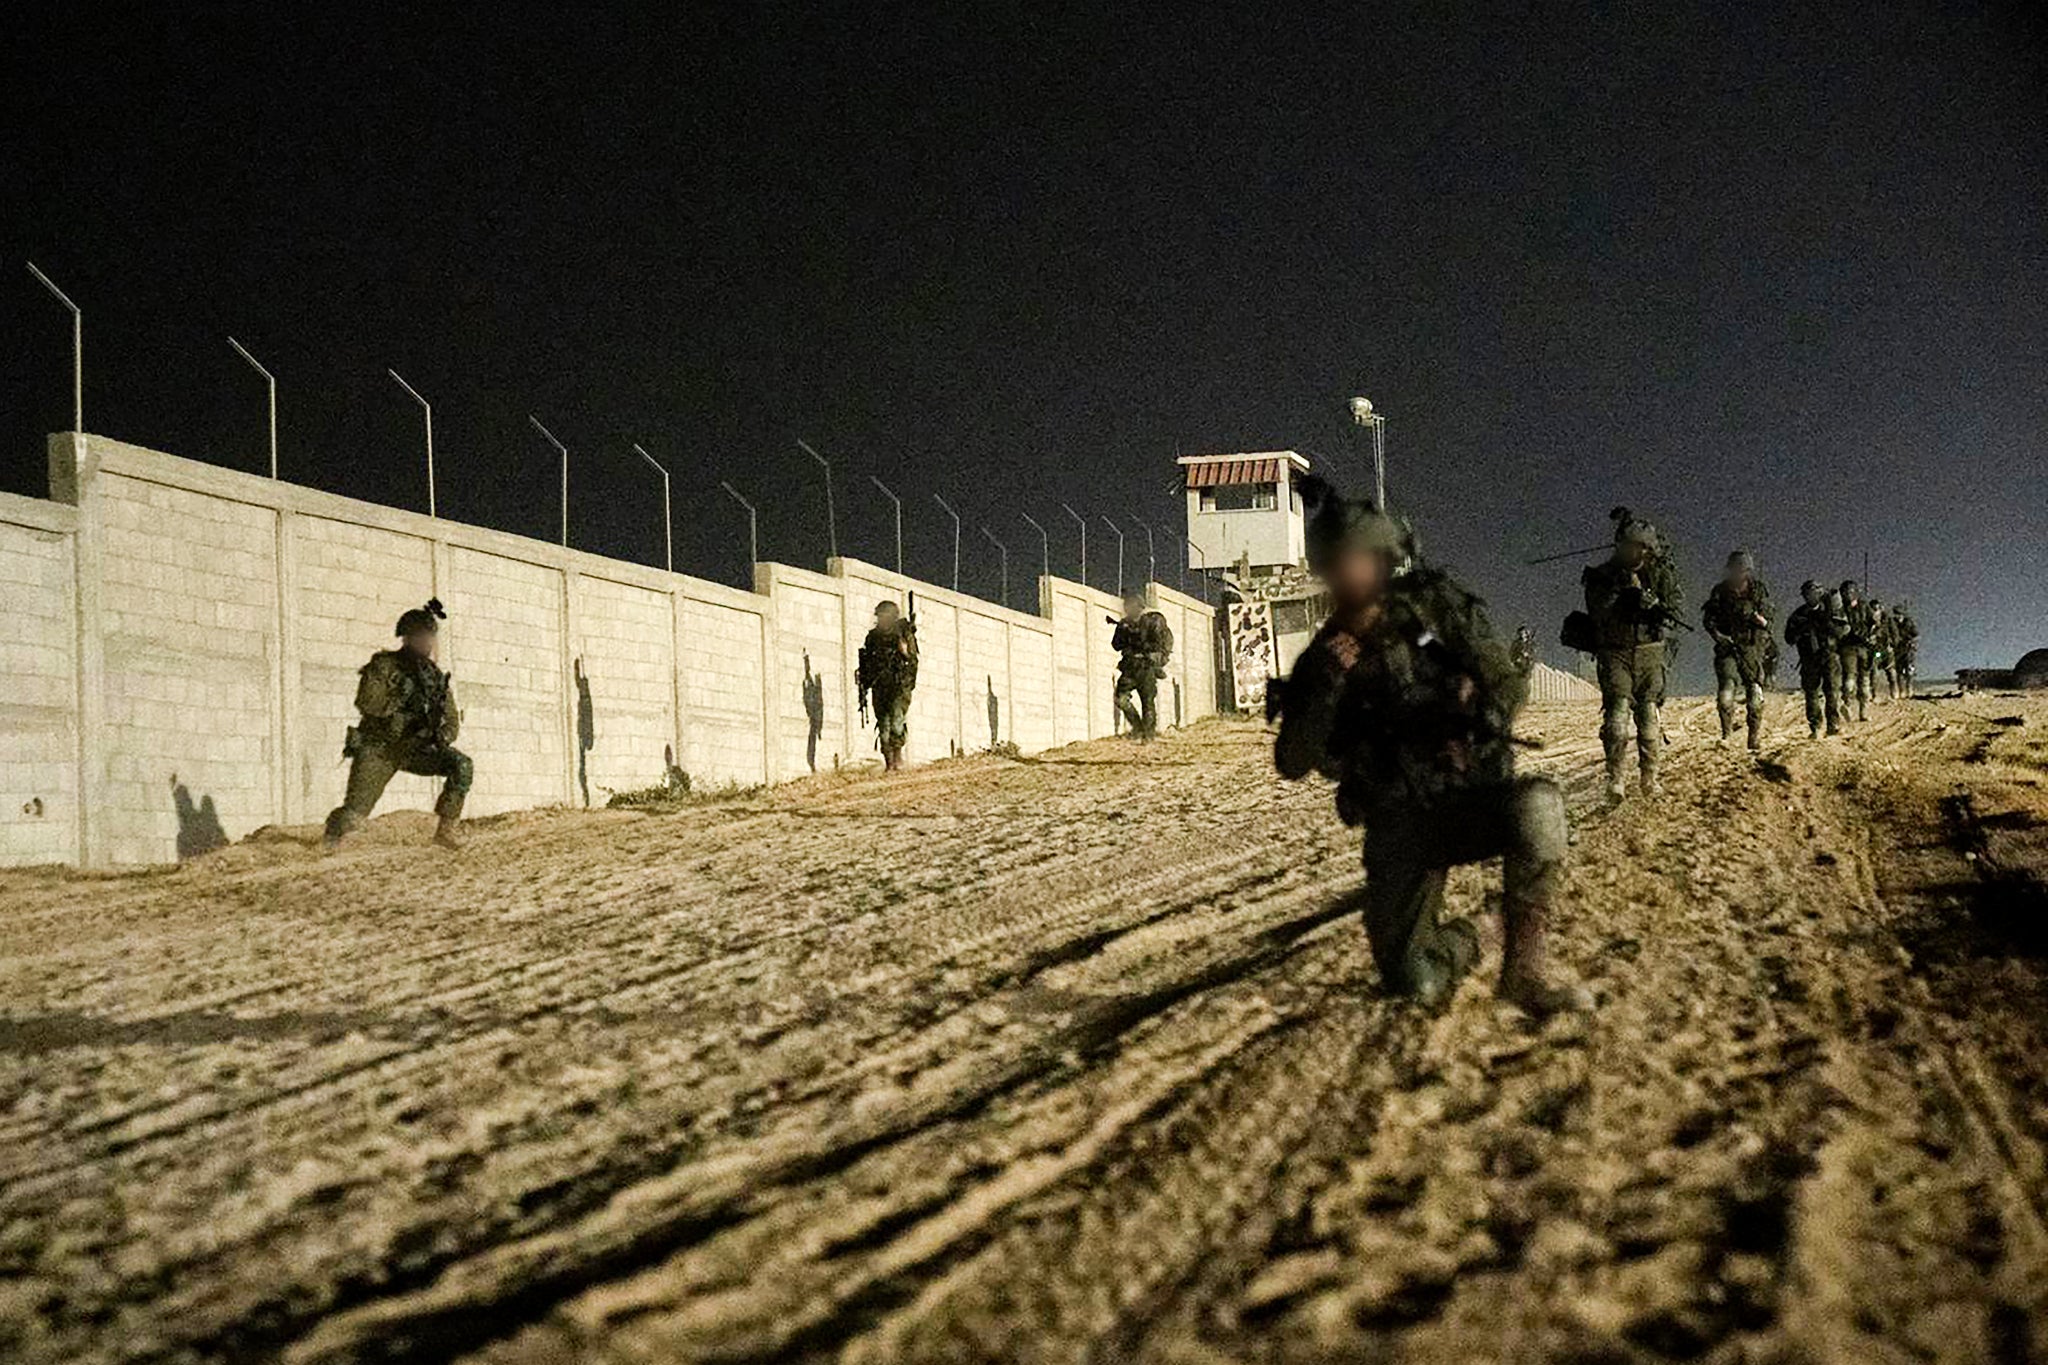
[
  {"x1": 857, "y1": 600, "x2": 919, "y2": 771},
  {"x1": 325, "y1": 599, "x2": 471, "y2": 850},
  {"x1": 1868, "y1": 601, "x2": 1895, "y2": 700},
  {"x1": 1509, "y1": 625, "x2": 1538, "y2": 679},
  {"x1": 1274, "y1": 478, "x2": 1591, "y2": 1017},
  {"x1": 1702, "y1": 549, "x2": 1774, "y2": 750},
  {"x1": 1783, "y1": 580, "x2": 1845, "y2": 739},
  {"x1": 1836, "y1": 580, "x2": 1876, "y2": 722},
  {"x1": 1584, "y1": 518, "x2": 1676, "y2": 803},
  {"x1": 1111, "y1": 593, "x2": 1175, "y2": 740},
  {"x1": 1891, "y1": 602, "x2": 1919, "y2": 696}
]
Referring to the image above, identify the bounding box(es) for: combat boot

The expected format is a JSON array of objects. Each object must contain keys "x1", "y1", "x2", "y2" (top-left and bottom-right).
[
  {"x1": 433, "y1": 817, "x2": 464, "y2": 851},
  {"x1": 1498, "y1": 895, "x2": 1594, "y2": 1017},
  {"x1": 1407, "y1": 918, "x2": 1481, "y2": 1011},
  {"x1": 1747, "y1": 713, "x2": 1763, "y2": 752},
  {"x1": 1639, "y1": 763, "x2": 1662, "y2": 799},
  {"x1": 322, "y1": 807, "x2": 359, "y2": 850}
]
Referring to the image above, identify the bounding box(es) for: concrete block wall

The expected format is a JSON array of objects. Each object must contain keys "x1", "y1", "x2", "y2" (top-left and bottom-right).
[
  {"x1": 2, "y1": 433, "x2": 1221, "y2": 867},
  {"x1": 0, "y1": 494, "x2": 80, "y2": 867},
  {"x1": 96, "y1": 471, "x2": 281, "y2": 867},
  {"x1": 573, "y1": 573, "x2": 680, "y2": 806},
  {"x1": 1527, "y1": 660, "x2": 1600, "y2": 704}
]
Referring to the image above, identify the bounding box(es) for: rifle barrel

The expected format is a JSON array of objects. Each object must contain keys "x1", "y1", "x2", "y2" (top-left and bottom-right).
[{"x1": 1525, "y1": 541, "x2": 1613, "y2": 566}]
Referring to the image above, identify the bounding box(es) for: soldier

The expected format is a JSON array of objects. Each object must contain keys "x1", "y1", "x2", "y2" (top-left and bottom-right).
[
  {"x1": 1273, "y1": 479, "x2": 1590, "y2": 1016},
  {"x1": 1784, "y1": 580, "x2": 1845, "y2": 739},
  {"x1": 1701, "y1": 549, "x2": 1774, "y2": 750},
  {"x1": 1509, "y1": 625, "x2": 1538, "y2": 679},
  {"x1": 1613, "y1": 508, "x2": 1685, "y2": 728},
  {"x1": 1868, "y1": 600, "x2": 1896, "y2": 700},
  {"x1": 1584, "y1": 517, "x2": 1677, "y2": 803},
  {"x1": 856, "y1": 600, "x2": 919, "y2": 771},
  {"x1": 1837, "y1": 579, "x2": 1876, "y2": 722},
  {"x1": 1111, "y1": 593, "x2": 1175, "y2": 740},
  {"x1": 324, "y1": 599, "x2": 471, "y2": 850},
  {"x1": 1891, "y1": 602, "x2": 1920, "y2": 695}
]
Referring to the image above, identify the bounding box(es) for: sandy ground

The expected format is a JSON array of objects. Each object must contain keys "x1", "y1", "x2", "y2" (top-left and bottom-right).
[{"x1": 2, "y1": 692, "x2": 2046, "y2": 1364}]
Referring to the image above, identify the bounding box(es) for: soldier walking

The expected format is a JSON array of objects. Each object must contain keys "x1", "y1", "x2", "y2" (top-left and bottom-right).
[
  {"x1": 857, "y1": 600, "x2": 919, "y2": 771},
  {"x1": 1702, "y1": 550, "x2": 1773, "y2": 750},
  {"x1": 1273, "y1": 478, "x2": 1591, "y2": 1017},
  {"x1": 1111, "y1": 593, "x2": 1175, "y2": 740},
  {"x1": 1784, "y1": 580, "x2": 1845, "y2": 739},
  {"x1": 1891, "y1": 602, "x2": 1919, "y2": 696},
  {"x1": 1837, "y1": 580, "x2": 1876, "y2": 722},
  {"x1": 1584, "y1": 518, "x2": 1676, "y2": 803},
  {"x1": 325, "y1": 599, "x2": 472, "y2": 850}
]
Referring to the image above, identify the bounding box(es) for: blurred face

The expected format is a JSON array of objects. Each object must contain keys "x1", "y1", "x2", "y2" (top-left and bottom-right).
[
  {"x1": 403, "y1": 629, "x2": 437, "y2": 660},
  {"x1": 1324, "y1": 545, "x2": 1388, "y2": 609},
  {"x1": 1725, "y1": 563, "x2": 1750, "y2": 589},
  {"x1": 1617, "y1": 541, "x2": 1648, "y2": 570},
  {"x1": 1803, "y1": 585, "x2": 1823, "y2": 605},
  {"x1": 1123, "y1": 596, "x2": 1147, "y2": 619},
  {"x1": 876, "y1": 604, "x2": 899, "y2": 628}
]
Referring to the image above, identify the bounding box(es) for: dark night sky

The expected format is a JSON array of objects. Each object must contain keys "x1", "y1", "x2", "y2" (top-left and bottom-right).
[{"x1": 4, "y1": 2, "x2": 2043, "y2": 680}]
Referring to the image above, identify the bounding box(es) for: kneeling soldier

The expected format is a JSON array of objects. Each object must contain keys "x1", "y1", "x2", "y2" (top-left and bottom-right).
[
  {"x1": 325, "y1": 599, "x2": 471, "y2": 850},
  {"x1": 1273, "y1": 479, "x2": 1593, "y2": 1017}
]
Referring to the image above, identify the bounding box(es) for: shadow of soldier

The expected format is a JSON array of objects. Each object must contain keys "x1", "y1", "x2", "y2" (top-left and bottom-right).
[
  {"x1": 170, "y1": 775, "x2": 228, "y2": 860},
  {"x1": 987, "y1": 674, "x2": 1001, "y2": 748},
  {"x1": 803, "y1": 652, "x2": 826, "y2": 772},
  {"x1": 575, "y1": 658, "x2": 596, "y2": 807}
]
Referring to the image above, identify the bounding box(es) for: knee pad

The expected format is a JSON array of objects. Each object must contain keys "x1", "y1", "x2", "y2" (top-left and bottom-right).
[
  {"x1": 1511, "y1": 779, "x2": 1568, "y2": 864},
  {"x1": 450, "y1": 753, "x2": 475, "y2": 792}
]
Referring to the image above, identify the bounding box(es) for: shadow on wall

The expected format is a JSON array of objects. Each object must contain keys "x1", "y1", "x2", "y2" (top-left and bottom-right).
[
  {"x1": 171, "y1": 776, "x2": 228, "y2": 860},
  {"x1": 987, "y1": 674, "x2": 1000, "y2": 748},
  {"x1": 1174, "y1": 678, "x2": 1183, "y2": 727},
  {"x1": 803, "y1": 652, "x2": 826, "y2": 773},
  {"x1": 575, "y1": 658, "x2": 596, "y2": 808}
]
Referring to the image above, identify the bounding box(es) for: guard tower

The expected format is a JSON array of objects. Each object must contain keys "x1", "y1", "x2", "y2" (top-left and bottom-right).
[{"x1": 1177, "y1": 450, "x2": 1311, "y2": 576}]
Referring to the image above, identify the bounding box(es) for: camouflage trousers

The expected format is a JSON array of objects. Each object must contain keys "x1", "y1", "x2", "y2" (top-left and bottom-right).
[
  {"x1": 1359, "y1": 778, "x2": 1566, "y2": 998},
  {"x1": 1797, "y1": 651, "x2": 1842, "y2": 735},
  {"x1": 1596, "y1": 644, "x2": 1665, "y2": 783},
  {"x1": 1837, "y1": 644, "x2": 1873, "y2": 720},
  {"x1": 326, "y1": 740, "x2": 472, "y2": 838},
  {"x1": 1115, "y1": 666, "x2": 1160, "y2": 738},
  {"x1": 1713, "y1": 649, "x2": 1766, "y2": 742},
  {"x1": 871, "y1": 686, "x2": 911, "y2": 754}
]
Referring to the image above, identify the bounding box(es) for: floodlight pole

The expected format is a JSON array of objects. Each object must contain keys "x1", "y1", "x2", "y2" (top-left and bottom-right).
[
  {"x1": 1020, "y1": 513, "x2": 1050, "y2": 601},
  {"x1": 1060, "y1": 503, "x2": 1087, "y2": 589},
  {"x1": 1169, "y1": 532, "x2": 1188, "y2": 591},
  {"x1": 1350, "y1": 396, "x2": 1387, "y2": 512},
  {"x1": 528, "y1": 415, "x2": 568, "y2": 547},
  {"x1": 979, "y1": 526, "x2": 1008, "y2": 607},
  {"x1": 227, "y1": 336, "x2": 277, "y2": 479},
  {"x1": 26, "y1": 262, "x2": 81, "y2": 432},
  {"x1": 795, "y1": 438, "x2": 838, "y2": 562},
  {"x1": 1099, "y1": 514, "x2": 1126, "y2": 594},
  {"x1": 388, "y1": 370, "x2": 436, "y2": 517},
  {"x1": 719, "y1": 480, "x2": 759, "y2": 568},
  {"x1": 933, "y1": 493, "x2": 961, "y2": 592},
  {"x1": 868, "y1": 476, "x2": 903, "y2": 576},
  {"x1": 632, "y1": 442, "x2": 672, "y2": 573}
]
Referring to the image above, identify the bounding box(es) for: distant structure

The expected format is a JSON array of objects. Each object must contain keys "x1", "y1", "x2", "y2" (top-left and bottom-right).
[
  {"x1": 1178, "y1": 450, "x2": 1311, "y2": 573},
  {"x1": 1958, "y1": 648, "x2": 2048, "y2": 692},
  {"x1": 1180, "y1": 451, "x2": 1324, "y2": 710}
]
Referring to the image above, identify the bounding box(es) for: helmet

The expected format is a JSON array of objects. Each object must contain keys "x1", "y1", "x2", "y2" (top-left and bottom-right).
[
  {"x1": 1617, "y1": 518, "x2": 1659, "y2": 550},
  {"x1": 1840, "y1": 579, "x2": 1859, "y2": 597},
  {"x1": 1800, "y1": 579, "x2": 1824, "y2": 601},
  {"x1": 1301, "y1": 475, "x2": 1408, "y2": 572},
  {"x1": 1726, "y1": 549, "x2": 1755, "y2": 573},
  {"x1": 394, "y1": 598, "x2": 446, "y2": 637}
]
